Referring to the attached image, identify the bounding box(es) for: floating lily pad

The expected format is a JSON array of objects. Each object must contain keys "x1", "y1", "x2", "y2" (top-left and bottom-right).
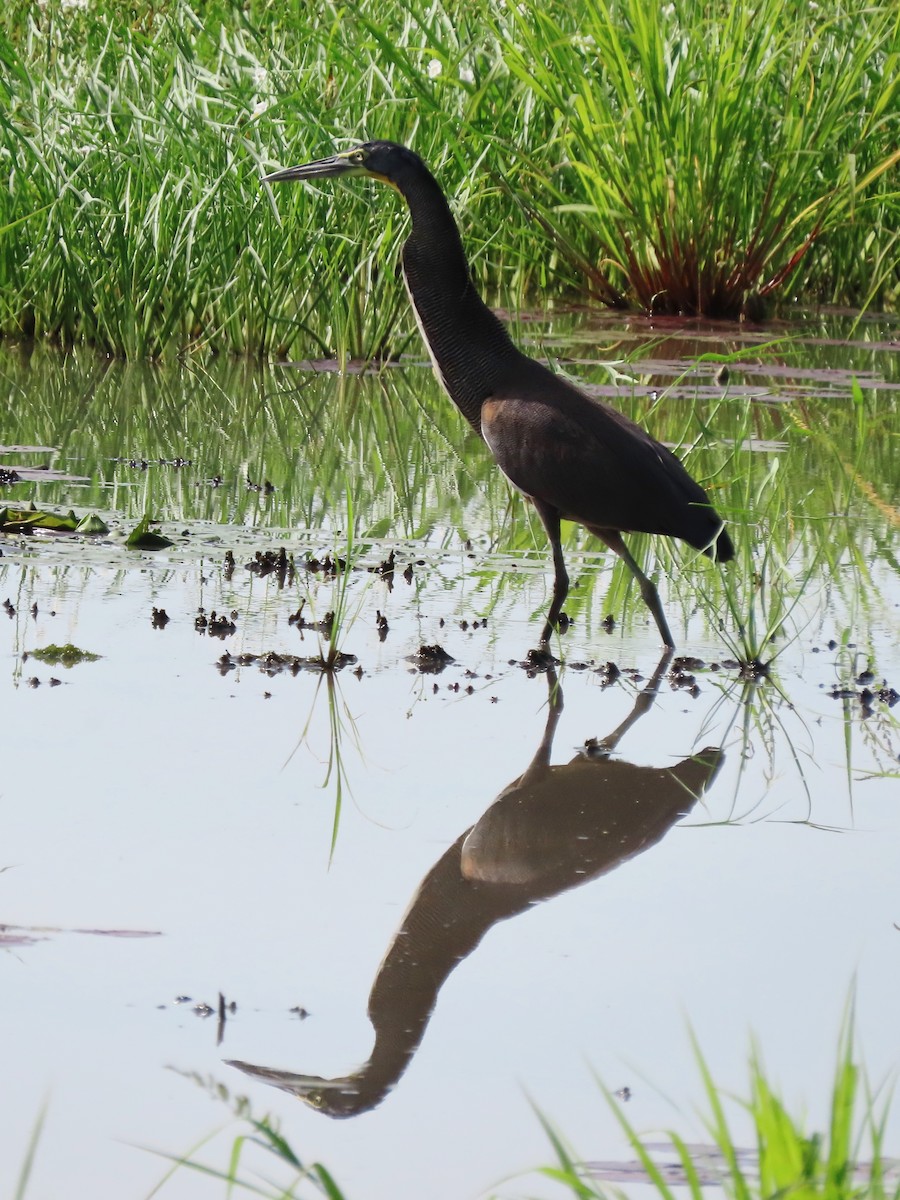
[
  {"x1": 126, "y1": 514, "x2": 174, "y2": 550},
  {"x1": 0, "y1": 503, "x2": 109, "y2": 535},
  {"x1": 75, "y1": 512, "x2": 110, "y2": 534}
]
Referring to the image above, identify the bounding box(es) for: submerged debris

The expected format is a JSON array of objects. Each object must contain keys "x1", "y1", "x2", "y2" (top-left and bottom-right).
[
  {"x1": 827, "y1": 680, "x2": 898, "y2": 718},
  {"x1": 216, "y1": 649, "x2": 357, "y2": 676},
  {"x1": 288, "y1": 602, "x2": 333, "y2": 637},
  {"x1": 511, "y1": 647, "x2": 559, "y2": 676},
  {"x1": 669, "y1": 656, "x2": 704, "y2": 696},
  {"x1": 459, "y1": 617, "x2": 489, "y2": 631},
  {"x1": 246, "y1": 476, "x2": 275, "y2": 494},
  {"x1": 406, "y1": 644, "x2": 455, "y2": 674},
  {"x1": 195, "y1": 608, "x2": 237, "y2": 638},
  {"x1": 246, "y1": 547, "x2": 294, "y2": 586},
  {"x1": 211, "y1": 611, "x2": 237, "y2": 638},
  {"x1": 304, "y1": 552, "x2": 347, "y2": 577},
  {"x1": 738, "y1": 658, "x2": 770, "y2": 680},
  {"x1": 115, "y1": 455, "x2": 193, "y2": 469},
  {"x1": 595, "y1": 661, "x2": 621, "y2": 686},
  {"x1": 369, "y1": 549, "x2": 395, "y2": 585}
]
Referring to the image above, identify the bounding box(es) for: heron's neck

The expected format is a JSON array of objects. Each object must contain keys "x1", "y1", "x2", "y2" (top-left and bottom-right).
[{"x1": 396, "y1": 169, "x2": 523, "y2": 433}]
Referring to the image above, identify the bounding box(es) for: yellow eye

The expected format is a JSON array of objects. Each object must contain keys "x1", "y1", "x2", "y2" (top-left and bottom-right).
[{"x1": 351, "y1": 151, "x2": 365, "y2": 164}]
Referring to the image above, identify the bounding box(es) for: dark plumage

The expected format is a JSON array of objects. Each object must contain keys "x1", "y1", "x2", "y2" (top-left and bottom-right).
[{"x1": 263, "y1": 140, "x2": 733, "y2": 648}]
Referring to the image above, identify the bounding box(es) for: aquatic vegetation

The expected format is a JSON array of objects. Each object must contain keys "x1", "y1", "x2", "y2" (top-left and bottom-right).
[
  {"x1": 125, "y1": 514, "x2": 175, "y2": 549},
  {"x1": 143, "y1": 1076, "x2": 350, "y2": 1199},
  {"x1": 539, "y1": 1014, "x2": 896, "y2": 1200},
  {"x1": 11, "y1": 1107, "x2": 45, "y2": 1200},
  {"x1": 26, "y1": 642, "x2": 100, "y2": 666},
  {"x1": 2, "y1": 313, "x2": 897, "y2": 652},
  {"x1": 0, "y1": 504, "x2": 108, "y2": 535},
  {"x1": 0, "y1": 0, "x2": 897, "y2": 357},
  {"x1": 497, "y1": 0, "x2": 900, "y2": 318}
]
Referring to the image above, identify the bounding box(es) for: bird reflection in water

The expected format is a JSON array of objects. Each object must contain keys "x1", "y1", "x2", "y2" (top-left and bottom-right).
[{"x1": 228, "y1": 654, "x2": 724, "y2": 1116}]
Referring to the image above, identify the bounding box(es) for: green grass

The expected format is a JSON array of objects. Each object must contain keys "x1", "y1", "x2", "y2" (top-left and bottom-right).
[
  {"x1": 125, "y1": 1015, "x2": 896, "y2": 1200},
  {"x1": 540, "y1": 1015, "x2": 898, "y2": 1200},
  {"x1": 12, "y1": 1106, "x2": 46, "y2": 1200},
  {"x1": 0, "y1": 0, "x2": 897, "y2": 358},
  {"x1": 140, "y1": 1076, "x2": 349, "y2": 1199},
  {"x1": 498, "y1": 0, "x2": 900, "y2": 318}
]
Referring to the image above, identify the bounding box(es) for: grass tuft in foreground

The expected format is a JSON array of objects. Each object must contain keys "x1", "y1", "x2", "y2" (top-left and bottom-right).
[
  {"x1": 143, "y1": 1072, "x2": 349, "y2": 1200},
  {"x1": 135, "y1": 1014, "x2": 896, "y2": 1200},
  {"x1": 539, "y1": 1014, "x2": 897, "y2": 1200}
]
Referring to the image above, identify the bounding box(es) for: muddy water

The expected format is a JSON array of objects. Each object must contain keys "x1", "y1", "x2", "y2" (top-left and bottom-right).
[{"x1": 2, "y1": 314, "x2": 899, "y2": 1199}]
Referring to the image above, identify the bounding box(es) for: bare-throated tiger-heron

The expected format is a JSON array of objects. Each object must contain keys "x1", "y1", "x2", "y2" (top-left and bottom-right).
[{"x1": 263, "y1": 141, "x2": 734, "y2": 648}]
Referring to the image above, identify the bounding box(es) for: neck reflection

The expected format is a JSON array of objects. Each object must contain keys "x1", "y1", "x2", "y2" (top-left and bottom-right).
[{"x1": 228, "y1": 655, "x2": 724, "y2": 1117}]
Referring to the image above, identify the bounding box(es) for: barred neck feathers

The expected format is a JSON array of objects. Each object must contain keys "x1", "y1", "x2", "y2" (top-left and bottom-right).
[{"x1": 395, "y1": 164, "x2": 522, "y2": 434}]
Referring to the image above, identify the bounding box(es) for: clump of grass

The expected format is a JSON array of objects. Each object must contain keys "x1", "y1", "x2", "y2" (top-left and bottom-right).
[
  {"x1": 146, "y1": 1073, "x2": 348, "y2": 1199},
  {"x1": 496, "y1": 0, "x2": 900, "y2": 318},
  {"x1": 26, "y1": 642, "x2": 100, "y2": 667},
  {"x1": 539, "y1": 1014, "x2": 897, "y2": 1200},
  {"x1": 143, "y1": 1014, "x2": 894, "y2": 1200},
  {"x1": 707, "y1": 358, "x2": 899, "y2": 671}
]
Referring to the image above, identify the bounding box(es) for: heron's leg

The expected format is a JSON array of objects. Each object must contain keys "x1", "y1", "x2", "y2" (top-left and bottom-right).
[
  {"x1": 595, "y1": 649, "x2": 673, "y2": 753},
  {"x1": 532, "y1": 500, "x2": 569, "y2": 643},
  {"x1": 590, "y1": 528, "x2": 676, "y2": 650}
]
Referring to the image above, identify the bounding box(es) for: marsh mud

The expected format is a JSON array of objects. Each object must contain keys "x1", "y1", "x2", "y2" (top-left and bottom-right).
[{"x1": 1, "y1": 312, "x2": 898, "y2": 1199}]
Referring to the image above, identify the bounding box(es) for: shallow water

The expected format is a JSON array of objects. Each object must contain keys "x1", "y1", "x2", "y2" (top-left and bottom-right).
[{"x1": 2, "y1": 313, "x2": 899, "y2": 1199}]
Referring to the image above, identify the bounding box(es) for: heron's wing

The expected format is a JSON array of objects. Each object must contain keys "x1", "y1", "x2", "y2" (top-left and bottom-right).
[{"x1": 480, "y1": 387, "x2": 716, "y2": 545}]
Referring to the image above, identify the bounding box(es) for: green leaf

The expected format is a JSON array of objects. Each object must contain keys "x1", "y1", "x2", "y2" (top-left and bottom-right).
[
  {"x1": 126, "y1": 515, "x2": 174, "y2": 550},
  {"x1": 74, "y1": 513, "x2": 110, "y2": 535}
]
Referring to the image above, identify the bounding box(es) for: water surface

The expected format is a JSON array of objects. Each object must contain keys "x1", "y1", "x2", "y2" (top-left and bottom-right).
[{"x1": 2, "y1": 312, "x2": 898, "y2": 1199}]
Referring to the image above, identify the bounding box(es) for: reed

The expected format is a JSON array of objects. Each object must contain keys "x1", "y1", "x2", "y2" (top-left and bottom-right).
[
  {"x1": 541, "y1": 1013, "x2": 896, "y2": 1200},
  {"x1": 0, "y1": 0, "x2": 897, "y2": 358},
  {"x1": 496, "y1": 0, "x2": 900, "y2": 318}
]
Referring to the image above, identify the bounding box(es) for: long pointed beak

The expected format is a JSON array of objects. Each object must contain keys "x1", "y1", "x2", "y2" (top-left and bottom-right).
[{"x1": 262, "y1": 155, "x2": 359, "y2": 184}]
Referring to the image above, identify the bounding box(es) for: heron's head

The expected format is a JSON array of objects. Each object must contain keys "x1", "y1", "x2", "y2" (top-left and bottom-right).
[{"x1": 262, "y1": 140, "x2": 426, "y2": 193}]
